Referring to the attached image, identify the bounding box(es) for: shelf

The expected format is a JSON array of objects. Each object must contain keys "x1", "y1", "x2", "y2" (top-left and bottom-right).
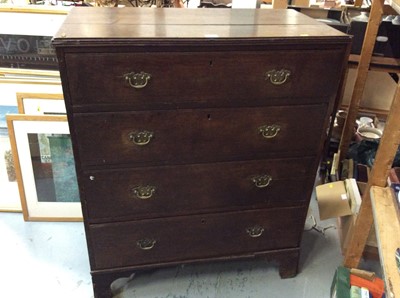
[
  {"x1": 340, "y1": 3, "x2": 400, "y2": 296},
  {"x1": 370, "y1": 186, "x2": 400, "y2": 298},
  {"x1": 348, "y1": 54, "x2": 400, "y2": 73}
]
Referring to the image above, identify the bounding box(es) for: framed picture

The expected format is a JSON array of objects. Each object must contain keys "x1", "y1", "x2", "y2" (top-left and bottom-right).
[
  {"x1": 0, "y1": 6, "x2": 69, "y2": 71},
  {"x1": 0, "y1": 78, "x2": 63, "y2": 213},
  {"x1": 0, "y1": 104, "x2": 21, "y2": 212},
  {"x1": 16, "y1": 92, "x2": 65, "y2": 115},
  {"x1": 0, "y1": 68, "x2": 62, "y2": 85},
  {"x1": 6, "y1": 114, "x2": 82, "y2": 221}
]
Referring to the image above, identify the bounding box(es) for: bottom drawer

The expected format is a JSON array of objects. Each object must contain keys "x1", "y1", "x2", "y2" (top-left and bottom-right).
[{"x1": 89, "y1": 207, "x2": 306, "y2": 270}]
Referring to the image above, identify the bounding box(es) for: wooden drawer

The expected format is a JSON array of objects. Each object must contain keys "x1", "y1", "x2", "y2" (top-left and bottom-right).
[
  {"x1": 73, "y1": 104, "x2": 327, "y2": 167},
  {"x1": 82, "y1": 157, "x2": 315, "y2": 222},
  {"x1": 65, "y1": 49, "x2": 345, "y2": 110},
  {"x1": 89, "y1": 207, "x2": 305, "y2": 270}
]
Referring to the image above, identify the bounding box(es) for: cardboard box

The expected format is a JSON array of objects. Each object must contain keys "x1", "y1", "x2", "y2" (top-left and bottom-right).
[
  {"x1": 316, "y1": 178, "x2": 377, "y2": 254},
  {"x1": 336, "y1": 180, "x2": 378, "y2": 255},
  {"x1": 316, "y1": 181, "x2": 353, "y2": 220},
  {"x1": 337, "y1": 215, "x2": 377, "y2": 255}
]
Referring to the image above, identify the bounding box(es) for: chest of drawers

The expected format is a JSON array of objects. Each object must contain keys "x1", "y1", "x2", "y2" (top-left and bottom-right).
[{"x1": 53, "y1": 8, "x2": 351, "y2": 297}]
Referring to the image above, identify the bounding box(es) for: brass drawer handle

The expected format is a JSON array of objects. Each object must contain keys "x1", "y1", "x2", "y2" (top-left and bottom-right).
[
  {"x1": 124, "y1": 71, "x2": 151, "y2": 89},
  {"x1": 137, "y1": 238, "x2": 156, "y2": 250},
  {"x1": 265, "y1": 69, "x2": 291, "y2": 85},
  {"x1": 259, "y1": 124, "x2": 280, "y2": 139},
  {"x1": 252, "y1": 175, "x2": 272, "y2": 188},
  {"x1": 131, "y1": 185, "x2": 156, "y2": 200},
  {"x1": 246, "y1": 225, "x2": 264, "y2": 238},
  {"x1": 129, "y1": 130, "x2": 153, "y2": 146}
]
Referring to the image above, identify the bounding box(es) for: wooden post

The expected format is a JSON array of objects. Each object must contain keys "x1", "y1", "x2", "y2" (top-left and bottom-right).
[
  {"x1": 354, "y1": 0, "x2": 363, "y2": 7},
  {"x1": 272, "y1": 0, "x2": 288, "y2": 9},
  {"x1": 173, "y1": 0, "x2": 185, "y2": 7},
  {"x1": 344, "y1": 80, "x2": 400, "y2": 268},
  {"x1": 338, "y1": 0, "x2": 385, "y2": 160}
]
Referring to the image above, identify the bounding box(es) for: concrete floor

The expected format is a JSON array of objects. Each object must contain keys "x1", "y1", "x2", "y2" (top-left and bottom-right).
[{"x1": 0, "y1": 196, "x2": 379, "y2": 298}]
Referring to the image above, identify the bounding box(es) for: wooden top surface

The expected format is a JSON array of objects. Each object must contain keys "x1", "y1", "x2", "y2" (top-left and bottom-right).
[{"x1": 52, "y1": 8, "x2": 350, "y2": 45}]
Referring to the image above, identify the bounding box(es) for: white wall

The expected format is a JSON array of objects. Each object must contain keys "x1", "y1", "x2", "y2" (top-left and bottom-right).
[{"x1": 342, "y1": 69, "x2": 397, "y2": 112}]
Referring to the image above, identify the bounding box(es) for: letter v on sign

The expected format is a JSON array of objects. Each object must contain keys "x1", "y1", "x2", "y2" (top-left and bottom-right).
[{"x1": 0, "y1": 37, "x2": 12, "y2": 52}]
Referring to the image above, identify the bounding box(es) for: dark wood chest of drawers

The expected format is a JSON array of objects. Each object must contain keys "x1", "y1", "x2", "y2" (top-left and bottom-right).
[{"x1": 52, "y1": 8, "x2": 351, "y2": 297}]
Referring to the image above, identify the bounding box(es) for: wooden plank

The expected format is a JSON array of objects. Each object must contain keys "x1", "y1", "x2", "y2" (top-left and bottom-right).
[
  {"x1": 344, "y1": 80, "x2": 400, "y2": 268},
  {"x1": 341, "y1": 0, "x2": 387, "y2": 268},
  {"x1": 339, "y1": 0, "x2": 385, "y2": 159},
  {"x1": 391, "y1": 0, "x2": 400, "y2": 14},
  {"x1": 273, "y1": 0, "x2": 288, "y2": 8},
  {"x1": 354, "y1": 0, "x2": 363, "y2": 7},
  {"x1": 369, "y1": 84, "x2": 400, "y2": 187},
  {"x1": 370, "y1": 186, "x2": 400, "y2": 298}
]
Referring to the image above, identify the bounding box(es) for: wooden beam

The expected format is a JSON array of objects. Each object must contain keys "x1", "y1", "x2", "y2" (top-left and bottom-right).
[
  {"x1": 272, "y1": 0, "x2": 288, "y2": 9},
  {"x1": 344, "y1": 79, "x2": 400, "y2": 268},
  {"x1": 354, "y1": 0, "x2": 363, "y2": 7},
  {"x1": 369, "y1": 87, "x2": 400, "y2": 187},
  {"x1": 338, "y1": 0, "x2": 385, "y2": 160},
  {"x1": 370, "y1": 186, "x2": 400, "y2": 298}
]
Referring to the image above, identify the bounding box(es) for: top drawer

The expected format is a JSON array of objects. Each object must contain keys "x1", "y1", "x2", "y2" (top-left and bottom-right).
[{"x1": 64, "y1": 49, "x2": 345, "y2": 110}]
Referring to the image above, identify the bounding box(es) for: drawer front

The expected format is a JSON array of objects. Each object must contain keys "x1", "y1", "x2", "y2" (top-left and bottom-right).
[
  {"x1": 73, "y1": 105, "x2": 327, "y2": 167},
  {"x1": 82, "y1": 157, "x2": 316, "y2": 222},
  {"x1": 89, "y1": 207, "x2": 305, "y2": 270},
  {"x1": 65, "y1": 49, "x2": 345, "y2": 109}
]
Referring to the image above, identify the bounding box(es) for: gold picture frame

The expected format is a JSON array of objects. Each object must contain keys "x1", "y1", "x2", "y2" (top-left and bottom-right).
[
  {"x1": 16, "y1": 92, "x2": 65, "y2": 114},
  {"x1": 6, "y1": 114, "x2": 82, "y2": 221},
  {"x1": 0, "y1": 68, "x2": 62, "y2": 85}
]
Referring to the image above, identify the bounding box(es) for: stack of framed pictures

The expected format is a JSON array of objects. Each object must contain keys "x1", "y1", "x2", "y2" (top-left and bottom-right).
[
  {"x1": 5, "y1": 92, "x2": 82, "y2": 221},
  {"x1": 0, "y1": 7, "x2": 80, "y2": 221},
  {"x1": 0, "y1": 104, "x2": 20, "y2": 212}
]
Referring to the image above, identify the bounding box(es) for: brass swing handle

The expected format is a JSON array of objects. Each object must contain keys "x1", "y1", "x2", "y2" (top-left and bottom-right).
[
  {"x1": 259, "y1": 124, "x2": 280, "y2": 139},
  {"x1": 128, "y1": 130, "x2": 153, "y2": 146},
  {"x1": 124, "y1": 71, "x2": 152, "y2": 89},
  {"x1": 251, "y1": 174, "x2": 272, "y2": 188},
  {"x1": 130, "y1": 185, "x2": 156, "y2": 200},
  {"x1": 137, "y1": 238, "x2": 156, "y2": 250},
  {"x1": 265, "y1": 69, "x2": 291, "y2": 85},
  {"x1": 246, "y1": 225, "x2": 264, "y2": 238}
]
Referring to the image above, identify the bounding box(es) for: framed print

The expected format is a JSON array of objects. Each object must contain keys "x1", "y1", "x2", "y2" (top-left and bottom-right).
[
  {"x1": 0, "y1": 68, "x2": 62, "y2": 84},
  {"x1": 7, "y1": 114, "x2": 82, "y2": 221},
  {"x1": 16, "y1": 92, "x2": 65, "y2": 115},
  {"x1": 0, "y1": 6, "x2": 69, "y2": 71},
  {"x1": 0, "y1": 104, "x2": 21, "y2": 212}
]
